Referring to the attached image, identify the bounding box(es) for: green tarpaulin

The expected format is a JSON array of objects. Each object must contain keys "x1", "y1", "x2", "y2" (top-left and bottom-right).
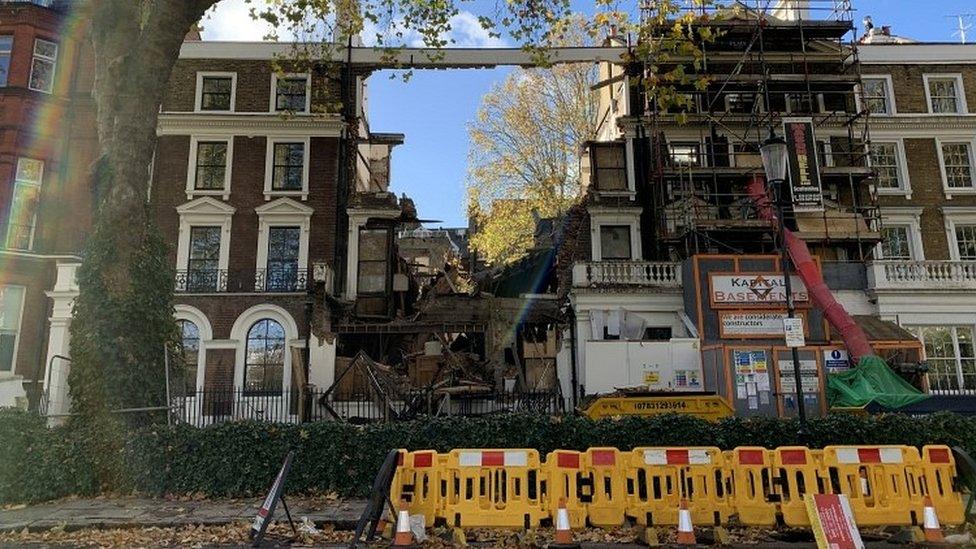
[{"x1": 826, "y1": 355, "x2": 930, "y2": 410}]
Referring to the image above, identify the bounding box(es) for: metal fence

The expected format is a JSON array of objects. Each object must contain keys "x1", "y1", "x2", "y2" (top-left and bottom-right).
[{"x1": 169, "y1": 388, "x2": 565, "y2": 427}]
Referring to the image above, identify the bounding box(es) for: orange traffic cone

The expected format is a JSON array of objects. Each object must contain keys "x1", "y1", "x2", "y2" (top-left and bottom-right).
[
  {"x1": 676, "y1": 498, "x2": 696, "y2": 545},
  {"x1": 392, "y1": 499, "x2": 418, "y2": 548},
  {"x1": 922, "y1": 495, "x2": 944, "y2": 543},
  {"x1": 549, "y1": 497, "x2": 580, "y2": 548}
]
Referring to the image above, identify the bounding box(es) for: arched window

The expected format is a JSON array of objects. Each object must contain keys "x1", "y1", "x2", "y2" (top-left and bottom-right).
[
  {"x1": 244, "y1": 318, "x2": 285, "y2": 394},
  {"x1": 177, "y1": 319, "x2": 200, "y2": 394}
]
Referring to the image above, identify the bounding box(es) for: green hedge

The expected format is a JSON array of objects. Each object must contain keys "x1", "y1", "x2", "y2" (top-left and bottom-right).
[{"x1": 1, "y1": 409, "x2": 975, "y2": 504}]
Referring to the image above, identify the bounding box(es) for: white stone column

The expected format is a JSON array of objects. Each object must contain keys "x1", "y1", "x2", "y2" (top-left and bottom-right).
[
  {"x1": 307, "y1": 333, "x2": 336, "y2": 390},
  {"x1": 43, "y1": 262, "x2": 80, "y2": 423}
]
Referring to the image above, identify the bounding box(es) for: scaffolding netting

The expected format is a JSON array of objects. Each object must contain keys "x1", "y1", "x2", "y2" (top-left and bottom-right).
[{"x1": 826, "y1": 355, "x2": 929, "y2": 410}]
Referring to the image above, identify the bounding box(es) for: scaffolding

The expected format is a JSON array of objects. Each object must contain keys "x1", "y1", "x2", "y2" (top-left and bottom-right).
[{"x1": 634, "y1": 0, "x2": 877, "y2": 261}]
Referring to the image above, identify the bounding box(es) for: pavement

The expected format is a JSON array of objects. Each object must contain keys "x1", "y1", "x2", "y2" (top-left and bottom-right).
[{"x1": 0, "y1": 496, "x2": 368, "y2": 533}]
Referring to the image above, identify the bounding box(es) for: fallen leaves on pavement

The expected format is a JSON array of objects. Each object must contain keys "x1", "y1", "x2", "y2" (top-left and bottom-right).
[{"x1": 0, "y1": 521, "x2": 354, "y2": 547}]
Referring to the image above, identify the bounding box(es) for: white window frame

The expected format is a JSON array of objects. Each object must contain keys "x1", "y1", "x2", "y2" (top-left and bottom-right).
[
  {"x1": 185, "y1": 136, "x2": 233, "y2": 200},
  {"x1": 924, "y1": 73, "x2": 968, "y2": 115},
  {"x1": 588, "y1": 208, "x2": 643, "y2": 262},
  {"x1": 868, "y1": 139, "x2": 912, "y2": 198},
  {"x1": 935, "y1": 137, "x2": 976, "y2": 198},
  {"x1": 270, "y1": 73, "x2": 311, "y2": 113},
  {"x1": 858, "y1": 75, "x2": 896, "y2": 115},
  {"x1": 194, "y1": 71, "x2": 237, "y2": 113},
  {"x1": 877, "y1": 207, "x2": 924, "y2": 261},
  {"x1": 175, "y1": 197, "x2": 235, "y2": 291},
  {"x1": 6, "y1": 157, "x2": 44, "y2": 251},
  {"x1": 254, "y1": 198, "x2": 313, "y2": 292},
  {"x1": 907, "y1": 324, "x2": 976, "y2": 395},
  {"x1": 0, "y1": 284, "x2": 26, "y2": 377},
  {"x1": 28, "y1": 38, "x2": 57, "y2": 94},
  {"x1": 174, "y1": 304, "x2": 213, "y2": 393},
  {"x1": 941, "y1": 207, "x2": 976, "y2": 261},
  {"x1": 264, "y1": 136, "x2": 310, "y2": 200},
  {"x1": 230, "y1": 304, "x2": 300, "y2": 395}
]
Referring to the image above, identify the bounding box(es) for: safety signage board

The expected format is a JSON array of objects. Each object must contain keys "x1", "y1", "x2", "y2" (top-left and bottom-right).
[
  {"x1": 720, "y1": 311, "x2": 790, "y2": 338},
  {"x1": 784, "y1": 118, "x2": 825, "y2": 213},
  {"x1": 784, "y1": 317, "x2": 806, "y2": 347},
  {"x1": 778, "y1": 359, "x2": 819, "y2": 394},
  {"x1": 824, "y1": 348, "x2": 850, "y2": 373},
  {"x1": 805, "y1": 494, "x2": 864, "y2": 549}
]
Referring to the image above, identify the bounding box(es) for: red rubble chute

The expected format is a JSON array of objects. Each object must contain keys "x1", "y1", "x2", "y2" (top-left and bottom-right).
[{"x1": 745, "y1": 175, "x2": 874, "y2": 363}]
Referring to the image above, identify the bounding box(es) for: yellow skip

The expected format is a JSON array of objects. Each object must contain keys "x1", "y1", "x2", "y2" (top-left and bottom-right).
[{"x1": 583, "y1": 394, "x2": 735, "y2": 422}]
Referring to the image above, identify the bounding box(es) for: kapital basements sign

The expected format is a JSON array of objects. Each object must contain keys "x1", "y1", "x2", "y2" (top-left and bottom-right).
[{"x1": 709, "y1": 273, "x2": 809, "y2": 307}]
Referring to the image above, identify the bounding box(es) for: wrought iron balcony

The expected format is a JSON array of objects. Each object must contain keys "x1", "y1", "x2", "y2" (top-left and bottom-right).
[
  {"x1": 254, "y1": 268, "x2": 309, "y2": 292},
  {"x1": 174, "y1": 269, "x2": 228, "y2": 293},
  {"x1": 572, "y1": 261, "x2": 682, "y2": 288},
  {"x1": 867, "y1": 260, "x2": 976, "y2": 291}
]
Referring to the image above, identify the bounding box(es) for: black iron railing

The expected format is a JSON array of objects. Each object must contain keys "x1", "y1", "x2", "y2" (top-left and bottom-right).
[
  {"x1": 173, "y1": 268, "x2": 312, "y2": 293},
  {"x1": 254, "y1": 268, "x2": 309, "y2": 292},
  {"x1": 175, "y1": 269, "x2": 229, "y2": 293},
  {"x1": 170, "y1": 388, "x2": 565, "y2": 427}
]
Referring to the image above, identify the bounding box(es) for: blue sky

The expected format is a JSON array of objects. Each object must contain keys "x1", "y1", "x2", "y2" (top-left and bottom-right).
[{"x1": 204, "y1": 0, "x2": 976, "y2": 227}]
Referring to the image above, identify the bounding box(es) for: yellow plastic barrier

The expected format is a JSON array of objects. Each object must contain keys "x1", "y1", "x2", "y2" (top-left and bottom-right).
[
  {"x1": 626, "y1": 447, "x2": 732, "y2": 526},
  {"x1": 391, "y1": 450, "x2": 442, "y2": 525},
  {"x1": 821, "y1": 445, "x2": 924, "y2": 526},
  {"x1": 726, "y1": 447, "x2": 777, "y2": 526},
  {"x1": 385, "y1": 445, "x2": 971, "y2": 531},
  {"x1": 441, "y1": 449, "x2": 547, "y2": 528},
  {"x1": 920, "y1": 445, "x2": 966, "y2": 526},
  {"x1": 545, "y1": 450, "x2": 587, "y2": 529},
  {"x1": 581, "y1": 448, "x2": 628, "y2": 528},
  {"x1": 772, "y1": 446, "x2": 826, "y2": 527}
]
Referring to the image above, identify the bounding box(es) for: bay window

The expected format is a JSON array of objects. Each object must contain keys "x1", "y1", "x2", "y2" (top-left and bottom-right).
[{"x1": 909, "y1": 325, "x2": 976, "y2": 394}]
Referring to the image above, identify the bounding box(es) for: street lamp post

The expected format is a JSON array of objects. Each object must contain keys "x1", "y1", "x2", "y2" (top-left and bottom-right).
[{"x1": 760, "y1": 131, "x2": 808, "y2": 438}]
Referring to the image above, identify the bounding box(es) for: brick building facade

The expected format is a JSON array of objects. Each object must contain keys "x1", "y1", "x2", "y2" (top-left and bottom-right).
[
  {"x1": 860, "y1": 41, "x2": 976, "y2": 395},
  {"x1": 0, "y1": 0, "x2": 96, "y2": 408}
]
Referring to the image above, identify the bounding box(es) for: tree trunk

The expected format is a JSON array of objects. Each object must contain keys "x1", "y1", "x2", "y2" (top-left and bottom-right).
[{"x1": 68, "y1": 0, "x2": 218, "y2": 419}]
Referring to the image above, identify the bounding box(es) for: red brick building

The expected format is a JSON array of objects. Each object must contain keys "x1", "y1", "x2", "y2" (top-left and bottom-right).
[{"x1": 0, "y1": 0, "x2": 96, "y2": 408}]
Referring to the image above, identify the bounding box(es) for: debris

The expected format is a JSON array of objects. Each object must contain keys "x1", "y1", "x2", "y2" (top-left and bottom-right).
[
  {"x1": 298, "y1": 516, "x2": 319, "y2": 535},
  {"x1": 945, "y1": 532, "x2": 973, "y2": 545},
  {"x1": 409, "y1": 513, "x2": 427, "y2": 542}
]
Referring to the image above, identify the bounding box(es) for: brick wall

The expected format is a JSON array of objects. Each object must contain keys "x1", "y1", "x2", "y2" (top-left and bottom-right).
[
  {"x1": 151, "y1": 56, "x2": 342, "y2": 389},
  {"x1": 0, "y1": 4, "x2": 97, "y2": 388},
  {"x1": 162, "y1": 59, "x2": 341, "y2": 113},
  {"x1": 865, "y1": 63, "x2": 976, "y2": 261},
  {"x1": 864, "y1": 64, "x2": 976, "y2": 115}
]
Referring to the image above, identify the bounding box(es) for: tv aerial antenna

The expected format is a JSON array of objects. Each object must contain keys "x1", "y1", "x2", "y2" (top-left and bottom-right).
[{"x1": 946, "y1": 14, "x2": 976, "y2": 44}]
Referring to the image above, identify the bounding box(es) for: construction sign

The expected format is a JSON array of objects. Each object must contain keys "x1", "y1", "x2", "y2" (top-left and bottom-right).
[
  {"x1": 805, "y1": 494, "x2": 864, "y2": 549},
  {"x1": 783, "y1": 118, "x2": 824, "y2": 213},
  {"x1": 250, "y1": 451, "x2": 294, "y2": 546}
]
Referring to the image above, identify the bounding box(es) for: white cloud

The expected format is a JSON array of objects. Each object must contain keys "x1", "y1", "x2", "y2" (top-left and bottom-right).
[
  {"x1": 360, "y1": 10, "x2": 508, "y2": 48},
  {"x1": 201, "y1": 2, "x2": 505, "y2": 47},
  {"x1": 200, "y1": 0, "x2": 285, "y2": 41},
  {"x1": 447, "y1": 11, "x2": 507, "y2": 48}
]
